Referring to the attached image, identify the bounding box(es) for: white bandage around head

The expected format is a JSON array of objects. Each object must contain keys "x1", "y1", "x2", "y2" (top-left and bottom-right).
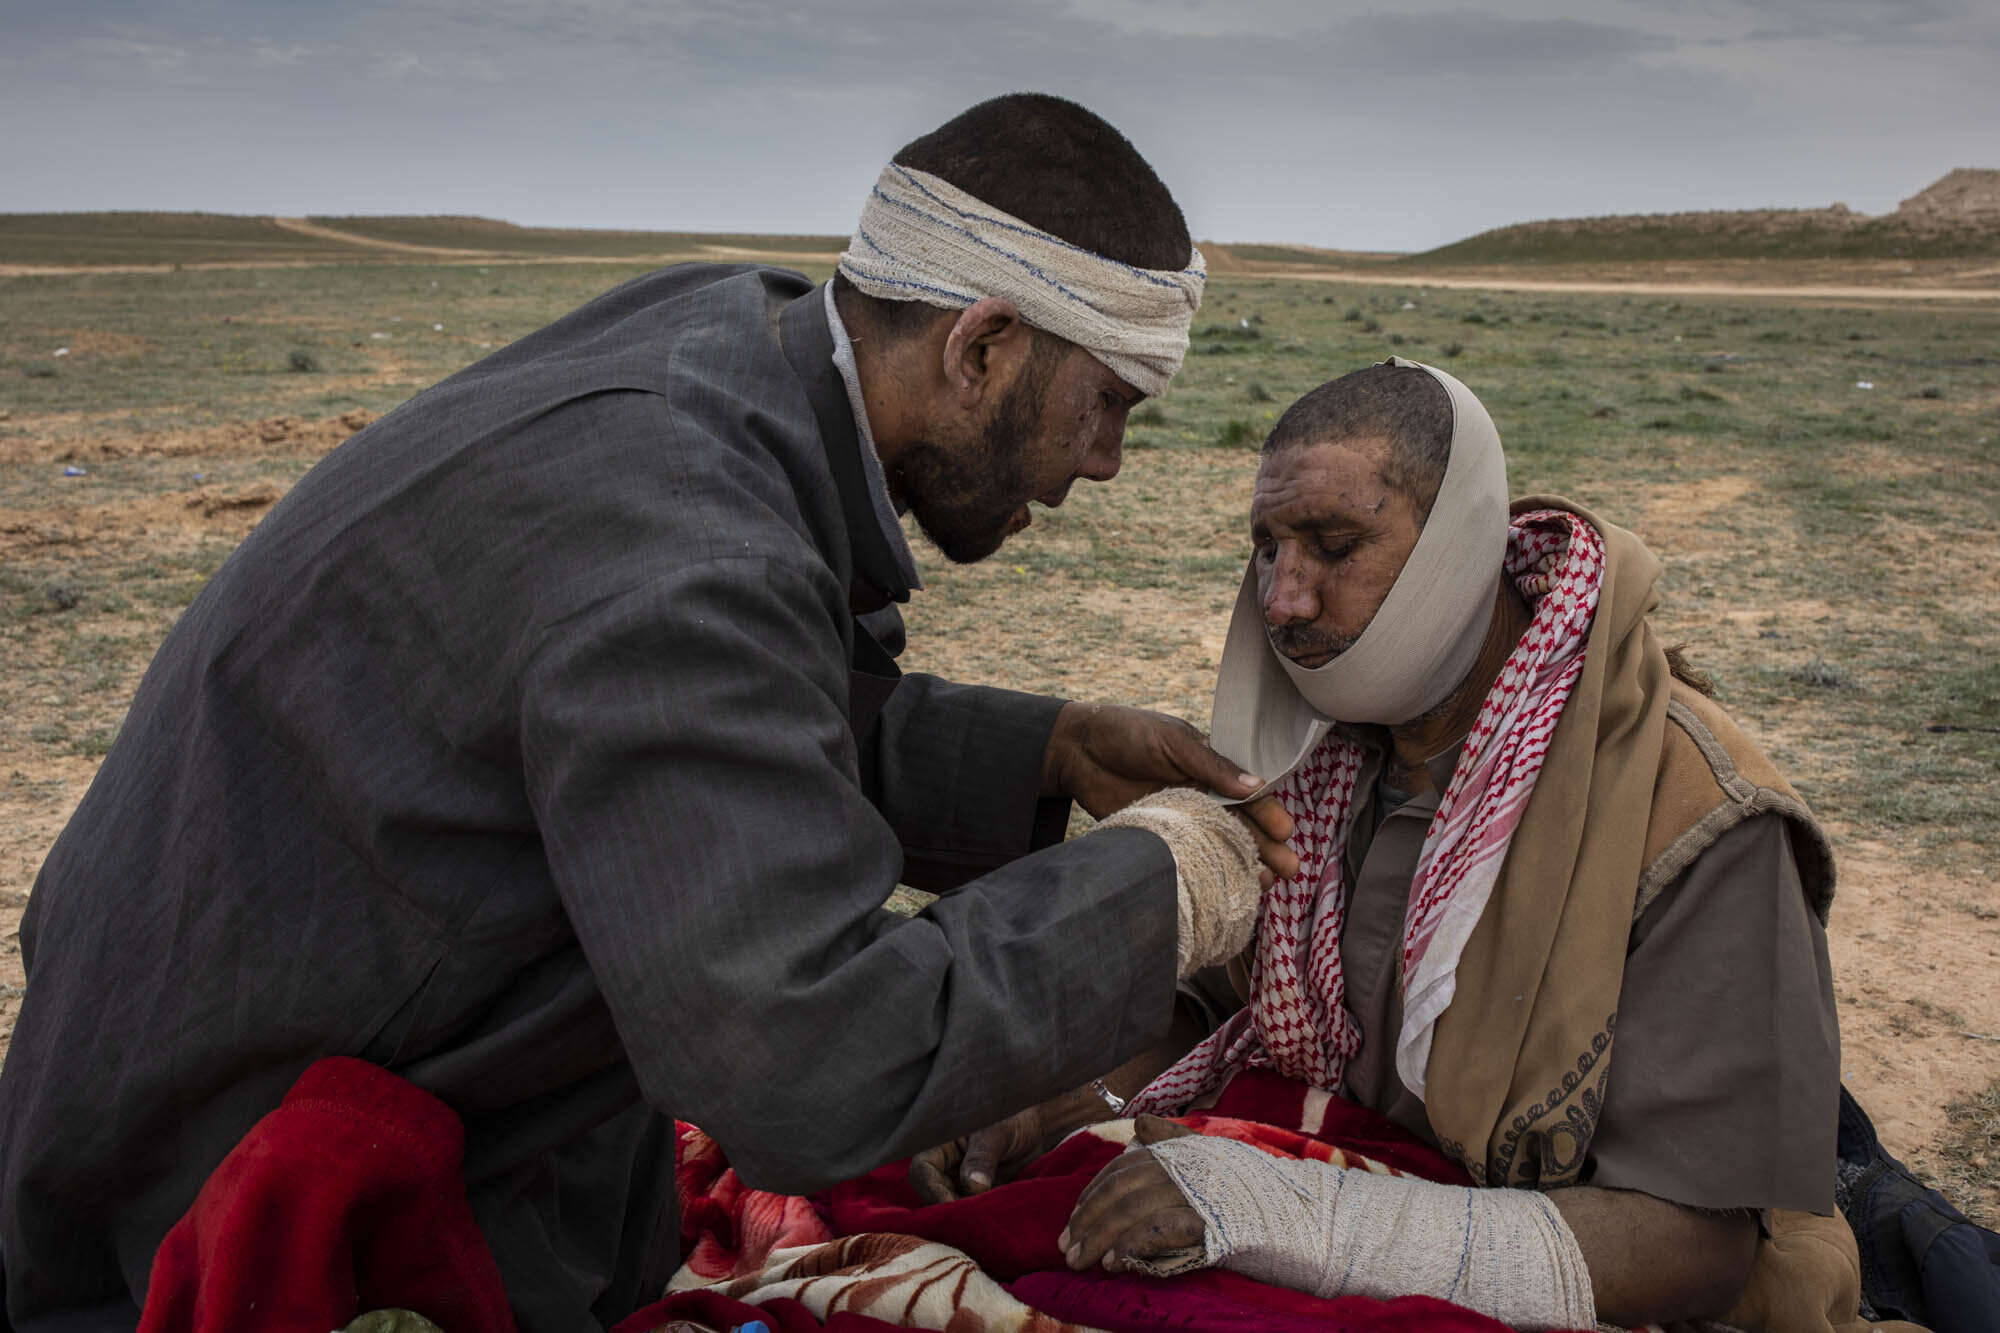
[
  {"x1": 1092, "y1": 788, "x2": 1261, "y2": 979},
  {"x1": 1139, "y1": 1135, "x2": 1596, "y2": 1331},
  {"x1": 838, "y1": 164, "x2": 1206, "y2": 398},
  {"x1": 1209, "y1": 359, "x2": 1512, "y2": 797}
]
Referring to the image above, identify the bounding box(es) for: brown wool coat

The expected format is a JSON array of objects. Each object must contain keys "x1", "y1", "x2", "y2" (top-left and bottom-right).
[
  {"x1": 1419, "y1": 498, "x2": 1865, "y2": 1332},
  {"x1": 1641, "y1": 688, "x2": 1920, "y2": 1333}
]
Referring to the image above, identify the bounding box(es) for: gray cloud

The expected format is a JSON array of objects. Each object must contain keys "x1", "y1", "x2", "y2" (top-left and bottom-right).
[
  {"x1": 77, "y1": 36, "x2": 192, "y2": 73},
  {"x1": 371, "y1": 51, "x2": 442, "y2": 79},
  {"x1": 252, "y1": 41, "x2": 318, "y2": 66},
  {"x1": 3, "y1": 0, "x2": 1995, "y2": 250}
]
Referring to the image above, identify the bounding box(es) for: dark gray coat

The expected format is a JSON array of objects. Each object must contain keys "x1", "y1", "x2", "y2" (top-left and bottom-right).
[{"x1": 0, "y1": 266, "x2": 1178, "y2": 1331}]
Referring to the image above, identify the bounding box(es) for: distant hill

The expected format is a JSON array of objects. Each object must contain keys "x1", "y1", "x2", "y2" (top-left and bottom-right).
[
  {"x1": 1406, "y1": 169, "x2": 2000, "y2": 265},
  {"x1": 0, "y1": 212, "x2": 846, "y2": 268},
  {"x1": 303, "y1": 215, "x2": 845, "y2": 260}
]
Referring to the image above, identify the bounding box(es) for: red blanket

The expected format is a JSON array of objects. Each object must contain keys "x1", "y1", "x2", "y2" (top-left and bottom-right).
[
  {"x1": 139, "y1": 1057, "x2": 516, "y2": 1333},
  {"x1": 621, "y1": 1070, "x2": 1531, "y2": 1333}
]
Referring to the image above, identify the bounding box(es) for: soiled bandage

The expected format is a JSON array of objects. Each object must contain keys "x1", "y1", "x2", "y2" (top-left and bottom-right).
[
  {"x1": 839, "y1": 164, "x2": 1206, "y2": 398},
  {"x1": 1140, "y1": 1134, "x2": 1596, "y2": 1331},
  {"x1": 1093, "y1": 789, "x2": 1261, "y2": 979}
]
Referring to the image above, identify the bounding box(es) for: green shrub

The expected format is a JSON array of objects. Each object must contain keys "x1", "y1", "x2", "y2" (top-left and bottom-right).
[{"x1": 1216, "y1": 418, "x2": 1263, "y2": 448}]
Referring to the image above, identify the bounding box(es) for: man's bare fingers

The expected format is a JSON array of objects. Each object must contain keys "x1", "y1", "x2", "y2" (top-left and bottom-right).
[
  {"x1": 1132, "y1": 1114, "x2": 1197, "y2": 1145},
  {"x1": 959, "y1": 1127, "x2": 1007, "y2": 1194},
  {"x1": 1061, "y1": 1151, "x2": 1192, "y2": 1270},
  {"x1": 1238, "y1": 797, "x2": 1299, "y2": 879},
  {"x1": 907, "y1": 1141, "x2": 965, "y2": 1204},
  {"x1": 1241, "y1": 793, "x2": 1294, "y2": 843},
  {"x1": 1061, "y1": 1153, "x2": 1159, "y2": 1252},
  {"x1": 1067, "y1": 1180, "x2": 1201, "y2": 1270},
  {"x1": 1154, "y1": 719, "x2": 1260, "y2": 799},
  {"x1": 1102, "y1": 1207, "x2": 1206, "y2": 1271},
  {"x1": 1235, "y1": 810, "x2": 1300, "y2": 882}
]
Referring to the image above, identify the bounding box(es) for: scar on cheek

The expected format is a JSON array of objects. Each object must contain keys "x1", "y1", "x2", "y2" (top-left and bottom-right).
[{"x1": 1367, "y1": 494, "x2": 1386, "y2": 515}]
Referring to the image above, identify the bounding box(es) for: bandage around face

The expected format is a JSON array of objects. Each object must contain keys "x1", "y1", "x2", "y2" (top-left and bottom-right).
[
  {"x1": 838, "y1": 164, "x2": 1205, "y2": 398},
  {"x1": 1209, "y1": 360, "x2": 1510, "y2": 797},
  {"x1": 1142, "y1": 1134, "x2": 1596, "y2": 1331}
]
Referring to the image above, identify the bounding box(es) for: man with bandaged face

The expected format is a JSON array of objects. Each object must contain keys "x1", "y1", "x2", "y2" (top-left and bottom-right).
[
  {"x1": 0, "y1": 96, "x2": 1291, "y2": 1331},
  {"x1": 920, "y1": 361, "x2": 1853, "y2": 1330}
]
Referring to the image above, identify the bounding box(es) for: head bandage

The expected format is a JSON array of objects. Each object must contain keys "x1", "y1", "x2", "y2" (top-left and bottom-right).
[
  {"x1": 1211, "y1": 359, "x2": 1510, "y2": 793},
  {"x1": 838, "y1": 164, "x2": 1205, "y2": 397}
]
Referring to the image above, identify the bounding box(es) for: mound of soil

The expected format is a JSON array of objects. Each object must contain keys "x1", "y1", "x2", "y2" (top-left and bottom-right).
[
  {"x1": 1897, "y1": 168, "x2": 2000, "y2": 221},
  {"x1": 1411, "y1": 170, "x2": 2000, "y2": 265},
  {"x1": 0, "y1": 410, "x2": 376, "y2": 466}
]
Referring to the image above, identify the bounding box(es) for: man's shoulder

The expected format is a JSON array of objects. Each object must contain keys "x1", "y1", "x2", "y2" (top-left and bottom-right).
[
  {"x1": 466, "y1": 262, "x2": 816, "y2": 392},
  {"x1": 365, "y1": 262, "x2": 832, "y2": 501},
  {"x1": 1636, "y1": 680, "x2": 1836, "y2": 922}
]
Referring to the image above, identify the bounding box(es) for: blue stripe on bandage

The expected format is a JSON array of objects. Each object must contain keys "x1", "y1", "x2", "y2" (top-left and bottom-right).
[
  {"x1": 867, "y1": 183, "x2": 1115, "y2": 319},
  {"x1": 890, "y1": 164, "x2": 1200, "y2": 291},
  {"x1": 842, "y1": 225, "x2": 979, "y2": 306}
]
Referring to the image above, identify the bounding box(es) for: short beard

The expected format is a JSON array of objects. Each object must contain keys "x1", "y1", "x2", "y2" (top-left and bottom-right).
[
  {"x1": 898, "y1": 337, "x2": 1064, "y2": 565},
  {"x1": 1266, "y1": 621, "x2": 1357, "y2": 662}
]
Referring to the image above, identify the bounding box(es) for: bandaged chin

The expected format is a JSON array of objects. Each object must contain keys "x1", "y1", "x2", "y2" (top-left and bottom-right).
[
  {"x1": 1210, "y1": 359, "x2": 1510, "y2": 790},
  {"x1": 838, "y1": 164, "x2": 1206, "y2": 398}
]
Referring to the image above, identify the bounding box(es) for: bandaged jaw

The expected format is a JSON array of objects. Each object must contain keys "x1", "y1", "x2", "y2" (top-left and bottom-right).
[
  {"x1": 838, "y1": 164, "x2": 1206, "y2": 398},
  {"x1": 1209, "y1": 359, "x2": 1511, "y2": 795},
  {"x1": 1140, "y1": 1134, "x2": 1596, "y2": 1330}
]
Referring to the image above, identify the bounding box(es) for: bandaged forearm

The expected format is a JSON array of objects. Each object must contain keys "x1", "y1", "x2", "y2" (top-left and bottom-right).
[
  {"x1": 1092, "y1": 789, "x2": 1260, "y2": 979},
  {"x1": 1144, "y1": 1135, "x2": 1596, "y2": 1331}
]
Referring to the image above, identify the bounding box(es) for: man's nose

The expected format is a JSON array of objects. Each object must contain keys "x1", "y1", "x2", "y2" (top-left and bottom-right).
[
  {"x1": 1076, "y1": 414, "x2": 1125, "y2": 483},
  {"x1": 1262, "y1": 551, "x2": 1319, "y2": 626}
]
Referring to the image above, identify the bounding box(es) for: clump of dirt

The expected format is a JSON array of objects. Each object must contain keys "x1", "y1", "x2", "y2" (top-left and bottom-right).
[
  {"x1": 0, "y1": 409, "x2": 375, "y2": 465},
  {"x1": 0, "y1": 485, "x2": 284, "y2": 565},
  {"x1": 191, "y1": 481, "x2": 284, "y2": 517}
]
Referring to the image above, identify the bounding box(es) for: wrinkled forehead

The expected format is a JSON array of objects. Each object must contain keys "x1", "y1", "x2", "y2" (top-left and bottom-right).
[{"x1": 1250, "y1": 434, "x2": 1398, "y2": 529}]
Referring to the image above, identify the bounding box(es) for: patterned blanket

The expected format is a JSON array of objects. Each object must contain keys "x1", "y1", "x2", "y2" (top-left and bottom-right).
[{"x1": 615, "y1": 1069, "x2": 1572, "y2": 1333}]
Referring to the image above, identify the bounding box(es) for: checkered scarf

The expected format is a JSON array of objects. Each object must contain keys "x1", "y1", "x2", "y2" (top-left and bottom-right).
[{"x1": 1130, "y1": 510, "x2": 1606, "y2": 1115}]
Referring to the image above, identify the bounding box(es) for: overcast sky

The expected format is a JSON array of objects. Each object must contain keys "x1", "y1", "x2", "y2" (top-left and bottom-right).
[{"x1": 4, "y1": 0, "x2": 1996, "y2": 252}]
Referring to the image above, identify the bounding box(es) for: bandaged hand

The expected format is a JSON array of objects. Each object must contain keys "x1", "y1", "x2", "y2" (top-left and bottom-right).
[
  {"x1": 1063, "y1": 1117, "x2": 1597, "y2": 1332},
  {"x1": 1092, "y1": 788, "x2": 1264, "y2": 978}
]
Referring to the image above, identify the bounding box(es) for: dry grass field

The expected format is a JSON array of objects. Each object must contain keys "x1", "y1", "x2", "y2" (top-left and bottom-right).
[{"x1": 2, "y1": 217, "x2": 1996, "y2": 1221}]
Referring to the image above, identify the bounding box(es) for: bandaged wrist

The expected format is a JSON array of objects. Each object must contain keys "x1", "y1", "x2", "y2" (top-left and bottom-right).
[
  {"x1": 1092, "y1": 789, "x2": 1261, "y2": 979},
  {"x1": 1145, "y1": 1134, "x2": 1596, "y2": 1331}
]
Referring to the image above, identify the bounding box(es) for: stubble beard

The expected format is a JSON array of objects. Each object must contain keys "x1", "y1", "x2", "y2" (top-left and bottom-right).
[
  {"x1": 1266, "y1": 621, "x2": 1358, "y2": 663},
  {"x1": 897, "y1": 353, "x2": 1057, "y2": 566}
]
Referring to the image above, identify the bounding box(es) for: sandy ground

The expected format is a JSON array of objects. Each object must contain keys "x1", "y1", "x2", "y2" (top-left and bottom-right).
[{"x1": 2, "y1": 256, "x2": 1996, "y2": 1228}]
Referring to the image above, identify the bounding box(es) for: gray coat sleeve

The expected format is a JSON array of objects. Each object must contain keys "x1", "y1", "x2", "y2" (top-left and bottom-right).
[
  {"x1": 518, "y1": 551, "x2": 1180, "y2": 1194},
  {"x1": 866, "y1": 672, "x2": 1073, "y2": 891}
]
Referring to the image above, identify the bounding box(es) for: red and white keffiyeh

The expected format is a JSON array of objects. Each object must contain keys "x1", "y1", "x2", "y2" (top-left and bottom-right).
[{"x1": 1130, "y1": 510, "x2": 1606, "y2": 1115}]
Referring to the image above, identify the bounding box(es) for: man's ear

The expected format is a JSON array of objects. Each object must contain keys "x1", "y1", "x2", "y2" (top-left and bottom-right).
[{"x1": 940, "y1": 296, "x2": 1027, "y2": 408}]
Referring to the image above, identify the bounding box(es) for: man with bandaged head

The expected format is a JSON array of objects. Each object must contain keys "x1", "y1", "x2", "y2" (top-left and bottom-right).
[
  {"x1": 0, "y1": 95, "x2": 1293, "y2": 1331},
  {"x1": 926, "y1": 361, "x2": 1852, "y2": 1330}
]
